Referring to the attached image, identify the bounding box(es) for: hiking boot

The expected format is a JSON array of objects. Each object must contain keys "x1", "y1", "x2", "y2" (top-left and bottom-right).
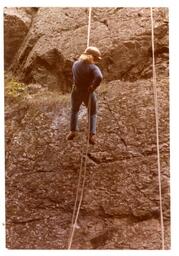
[
  {"x1": 66, "y1": 131, "x2": 76, "y2": 140},
  {"x1": 89, "y1": 134, "x2": 96, "y2": 145}
]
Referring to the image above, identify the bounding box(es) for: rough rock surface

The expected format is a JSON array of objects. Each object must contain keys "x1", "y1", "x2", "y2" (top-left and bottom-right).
[
  {"x1": 4, "y1": 7, "x2": 38, "y2": 69},
  {"x1": 4, "y1": 7, "x2": 168, "y2": 91},
  {"x1": 5, "y1": 7, "x2": 170, "y2": 250},
  {"x1": 5, "y1": 76, "x2": 170, "y2": 249}
]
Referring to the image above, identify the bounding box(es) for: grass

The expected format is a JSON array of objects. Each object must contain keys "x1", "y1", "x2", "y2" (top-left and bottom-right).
[
  {"x1": 27, "y1": 90, "x2": 70, "y2": 114},
  {"x1": 4, "y1": 72, "x2": 70, "y2": 108}
]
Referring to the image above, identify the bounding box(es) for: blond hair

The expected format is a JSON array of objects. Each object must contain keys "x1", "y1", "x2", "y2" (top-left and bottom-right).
[{"x1": 79, "y1": 53, "x2": 95, "y2": 64}]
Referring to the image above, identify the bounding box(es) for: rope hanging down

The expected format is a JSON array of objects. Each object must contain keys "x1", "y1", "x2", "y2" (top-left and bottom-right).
[
  {"x1": 150, "y1": 7, "x2": 165, "y2": 250},
  {"x1": 68, "y1": 7, "x2": 165, "y2": 250},
  {"x1": 68, "y1": 7, "x2": 92, "y2": 250},
  {"x1": 87, "y1": 7, "x2": 92, "y2": 48}
]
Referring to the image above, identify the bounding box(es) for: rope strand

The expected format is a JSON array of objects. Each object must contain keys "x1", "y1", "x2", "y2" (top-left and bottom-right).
[
  {"x1": 68, "y1": 7, "x2": 92, "y2": 249},
  {"x1": 150, "y1": 7, "x2": 165, "y2": 250},
  {"x1": 87, "y1": 7, "x2": 92, "y2": 48},
  {"x1": 70, "y1": 143, "x2": 85, "y2": 227},
  {"x1": 68, "y1": 7, "x2": 165, "y2": 250}
]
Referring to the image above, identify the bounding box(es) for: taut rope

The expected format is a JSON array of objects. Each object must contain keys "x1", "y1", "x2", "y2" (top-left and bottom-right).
[{"x1": 150, "y1": 7, "x2": 165, "y2": 249}]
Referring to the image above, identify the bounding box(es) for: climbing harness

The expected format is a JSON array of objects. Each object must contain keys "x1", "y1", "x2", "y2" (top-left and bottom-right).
[
  {"x1": 68, "y1": 7, "x2": 92, "y2": 249},
  {"x1": 150, "y1": 7, "x2": 165, "y2": 249}
]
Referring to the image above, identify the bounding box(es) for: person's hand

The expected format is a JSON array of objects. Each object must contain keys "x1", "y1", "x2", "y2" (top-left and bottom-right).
[{"x1": 88, "y1": 85, "x2": 95, "y2": 93}]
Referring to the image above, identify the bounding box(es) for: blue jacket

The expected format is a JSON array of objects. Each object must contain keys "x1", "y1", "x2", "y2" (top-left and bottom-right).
[{"x1": 72, "y1": 60, "x2": 103, "y2": 91}]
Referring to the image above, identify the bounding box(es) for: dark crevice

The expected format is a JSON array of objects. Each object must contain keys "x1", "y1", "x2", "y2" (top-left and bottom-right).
[{"x1": 11, "y1": 217, "x2": 43, "y2": 224}]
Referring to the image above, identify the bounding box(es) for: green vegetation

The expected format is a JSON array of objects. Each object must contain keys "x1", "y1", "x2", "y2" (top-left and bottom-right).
[
  {"x1": 5, "y1": 73, "x2": 27, "y2": 99},
  {"x1": 4, "y1": 72, "x2": 70, "y2": 112}
]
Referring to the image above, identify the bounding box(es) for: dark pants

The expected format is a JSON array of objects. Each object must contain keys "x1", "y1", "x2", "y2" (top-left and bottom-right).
[{"x1": 70, "y1": 86, "x2": 97, "y2": 134}]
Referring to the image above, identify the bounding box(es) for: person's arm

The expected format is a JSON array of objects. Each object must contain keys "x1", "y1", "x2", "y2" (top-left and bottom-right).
[{"x1": 89, "y1": 65, "x2": 103, "y2": 92}]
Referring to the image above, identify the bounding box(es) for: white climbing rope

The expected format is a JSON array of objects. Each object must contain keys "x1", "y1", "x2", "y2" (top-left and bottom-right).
[
  {"x1": 150, "y1": 7, "x2": 165, "y2": 250},
  {"x1": 68, "y1": 7, "x2": 165, "y2": 250},
  {"x1": 87, "y1": 7, "x2": 92, "y2": 48},
  {"x1": 68, "y1": 7, "x2": 92, "y2": 249}
]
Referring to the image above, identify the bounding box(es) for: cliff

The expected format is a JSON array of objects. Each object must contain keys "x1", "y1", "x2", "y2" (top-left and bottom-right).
[{"x1": 5, "y1": 7, "x2": 170, "y2": 249}]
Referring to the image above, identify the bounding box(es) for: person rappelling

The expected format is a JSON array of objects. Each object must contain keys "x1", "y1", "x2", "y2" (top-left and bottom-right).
[{"x1": 66, "y1": 46, "x2": 103, "y2": 145}]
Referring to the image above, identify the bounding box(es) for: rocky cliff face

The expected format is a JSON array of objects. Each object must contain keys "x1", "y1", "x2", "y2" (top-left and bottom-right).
[
  {"x1": 5, "y1": 7, "x2": 170, "y2": 249},
  {"x1": 5, "y1": 7, "x2": 168, "y2": 91},
  {"x1": 4, "y1": 7, "x2": 38, "y2": 69}
]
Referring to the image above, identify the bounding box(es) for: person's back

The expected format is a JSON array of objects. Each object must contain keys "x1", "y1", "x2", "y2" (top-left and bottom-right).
[
  {"x1": 72, "y1": 59, "x2": 102, "y2": 91},
  {"x1": 67, "y1": 46, "x2": 103, "y2": 145}
]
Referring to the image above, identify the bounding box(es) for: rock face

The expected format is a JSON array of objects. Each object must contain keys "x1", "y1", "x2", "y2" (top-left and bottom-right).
[
  {"x1": 4, "y1": 7, "x2": 38, "y2": 69},
  {"x1": 5, "y1": 7, "x2": 170, "y2": 249},
  {"x1": 5, "y1": 77, "x2": 169, "y2": 249},
  {"x1": 4, "y1": 7, "x2": 168, "y2": 91}
]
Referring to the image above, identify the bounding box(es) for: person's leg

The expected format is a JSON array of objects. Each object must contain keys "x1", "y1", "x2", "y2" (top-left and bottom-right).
[
  {"x1": 88, "y1": 92, "x2": 97, "y2": 135},
  {"x1": 70, "y1": 87, "x2": 82, "y2": 131},
  {"x1": 84, "y1": 92, "x2": 97, "y2": 144},
  {"x1": 67, "y1": 87, "x2": 82, "y2": 140}
]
